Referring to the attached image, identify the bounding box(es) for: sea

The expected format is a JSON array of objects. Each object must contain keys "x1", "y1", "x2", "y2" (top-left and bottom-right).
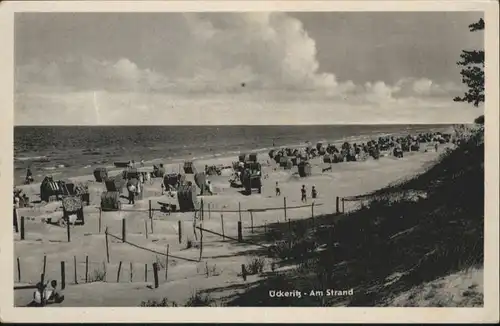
[{"x1": 13, "y1": 124, "x2": 454, "y2": 185}]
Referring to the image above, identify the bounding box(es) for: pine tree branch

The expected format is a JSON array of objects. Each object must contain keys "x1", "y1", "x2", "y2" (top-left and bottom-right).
[{"x1": 469, "y1": 18, "x2": 485, "y2": 32}]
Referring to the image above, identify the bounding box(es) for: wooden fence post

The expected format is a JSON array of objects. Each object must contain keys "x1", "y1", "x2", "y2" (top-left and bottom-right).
[
  {"x1": 311, "y1": 202, "x2": 315, "y2": 227},
  {"x1": 122, "y1": 218, "x2": 126, "y2": 242},
  {"x1": 153, "y1": 262, "x2": 159, "y2": 289},
  {"x1": 336, "y1": 196, "x2": 340, "y2": 214},
  {"x1": 42, "y1": 255, "x2": 47, "y2": 283},
  {"x1": 60, "y1": 261, "x2": 65, "y2": 290},
  {"x1": 264, "y1": 221, "x2": 267, "y2": 234},
  {"x1": 66, "y1": 215, "x2": 71, "y2": 242},
  {"x1": 165, "y1": 245, "x2": 169, "y2": 281},
  {"x1": 178, "y1": 220, "x2": 182, "y2": 244},
  {"x1": 199, "y1": 225, "x2": 203, "y2": 261},
  {"x1": 105, "y1": 227, "x2": 110, "y2": 263},
  {"x1": 149, "y1": 200, "x2": 154, "y2": 233},
  {"x1": 221, "y1": 213, "x2": 225, "y2": 240},
  {"x1": 13, "y1": 208, "x2": 19, "y2": 233},
  {"x1": 250, "y1": 211, "x2": 254, "y2": 233},
  {"x1": 238, "y1": 202, "x2": 242, "y2": 222},
  {"x1": 73, "y1": 256, "x2": 78, "y2": 284},
  {"x1": 98, "y1": 208, "x2": 102, "y2": 233},
  {"x1": 117, "y1": 261, "x2": 122, "y2": 282},
  {"x1": 130, "y1": 262, "x2": 133, "y2": 282},
  {"x1": 103, "y1": 261, "x2": 107, "y2": 282},
  {"x1": 342, "y1": 198, "x2": 345, "y2": 213},
  {"x1": 144, "y1": 264, "x2": 148, "y2": 282},
  {"x1": 241, "y1": 264, "x2": 247, "y2": 281},
  {"x1": 85, "y1": 255, "x2": 89, "y2": 283},
  {"x1": 201, "y1": 199, "x2": 204, "y2": 221},
  {"x1": 237, "y1": 221, "x2": 243, "y2": 242},
  {"x1": 20, "y1": 216, "x2": 25, "y2": 240},
  {"x1": 208, "y1": 203, "x2": 211, "y2": 219},
  {"x1": 284, "y1": 197, "x2": 287, "y2": 221},
  {"x1": 17, "y1": 257, "x2": 21, "y2": 283},
  {"x1": 144, "y1": 219, "x2": 148, "y2": 239}
]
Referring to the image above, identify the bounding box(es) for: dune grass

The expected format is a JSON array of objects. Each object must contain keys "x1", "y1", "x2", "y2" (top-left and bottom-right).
[{"x1": 211, "y1": 127, "x2": 485, "y2": 307}]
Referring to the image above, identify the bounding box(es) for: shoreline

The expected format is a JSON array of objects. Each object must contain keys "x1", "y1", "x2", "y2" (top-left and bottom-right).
[{"x1": 13, "y1": 125, "x2": 454, "y2": 187}]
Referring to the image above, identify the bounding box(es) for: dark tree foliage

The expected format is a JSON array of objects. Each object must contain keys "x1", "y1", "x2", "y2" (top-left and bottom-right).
[{"x1": 454, "y1": 18, "x2": 485, "y2": 108}]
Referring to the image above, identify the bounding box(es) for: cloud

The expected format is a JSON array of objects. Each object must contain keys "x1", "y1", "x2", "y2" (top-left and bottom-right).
[
  {"x1": 15, "y1": 12, "x2": 359, "y2": 95},
  {"x1": 14, "y1": 12, "x2": 473, "y2": 125}
]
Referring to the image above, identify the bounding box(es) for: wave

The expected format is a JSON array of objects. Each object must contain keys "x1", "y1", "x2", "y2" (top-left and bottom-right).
[{"x1": 15, "y1": 155, "x2": 50, "y2": 162}]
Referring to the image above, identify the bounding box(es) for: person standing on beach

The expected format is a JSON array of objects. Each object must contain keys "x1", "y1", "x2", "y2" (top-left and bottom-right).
[
  {"x1": 207, "y1": 181, "x2": 214, "y2": 195},
  {"x1": 127, "y1": 182, "x2": 136, "y2": 205},
  {"x1": 25, "y1": 167, "x2": 34, "y2": 184},
  {"x1": 301, "y1": 185, "x2": 307, "y2": 203},
  {"x1": 275, "y1": 181, "x2": 281, "y2": 196},
  {"x1": 311, "y1": 186, "x2": 317, "y2": 199}
]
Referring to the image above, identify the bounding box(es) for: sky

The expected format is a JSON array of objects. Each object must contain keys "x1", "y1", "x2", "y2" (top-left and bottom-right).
[{"x1": 14, "y1": 11, "x2": 484, "y2": 125}]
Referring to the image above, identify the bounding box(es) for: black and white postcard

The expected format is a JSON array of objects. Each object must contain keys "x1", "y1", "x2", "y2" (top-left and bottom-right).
[{"x1": 0, "y1": 1, "x2": 498, "y2": 323}]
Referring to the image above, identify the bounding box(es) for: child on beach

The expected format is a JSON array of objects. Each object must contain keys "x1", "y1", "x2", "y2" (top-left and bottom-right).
[
  {"x1": 161, "y1": 182, "x2": 165, "y2": 195},
  {"x1": 275, "y1": 182, "x2": 281, "y2": 196},
  {"x1": 44, "y1": 280, "x2": 63, "y2": 304},
  {"x1": 301, "y1": 185, "x2": 307, "y2": 203},
  {"x1": 127, "y1": 182, "x2": 136, "y2": 204},
  {"x1": 311, "y1": 186, "x2": 317, "y2": 199}
]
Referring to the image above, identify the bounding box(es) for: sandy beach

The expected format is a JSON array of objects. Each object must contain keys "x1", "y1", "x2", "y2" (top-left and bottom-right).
[{"x1": 13, "y1": 128, "x2": 455, "y2": 307}]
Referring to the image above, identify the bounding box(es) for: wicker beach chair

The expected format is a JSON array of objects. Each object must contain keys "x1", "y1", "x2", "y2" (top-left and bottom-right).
[{"x1": 93, "y1": 167, "x2": 108, "y2": 182}]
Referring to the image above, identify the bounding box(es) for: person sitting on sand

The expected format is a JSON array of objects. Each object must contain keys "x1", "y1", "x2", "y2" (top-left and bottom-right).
[
  {"x1": 30, "y1": 282, "x2": 46, "y2": 307},
  {"x1": 301, "y1": 185, "x2": 307, "y2": 203},
  {"x1": 311, "y1": 186, "x2": 318, "y2": 199},
  {"x1": 275, "y1": 182, "x2": 281, "y2": 196},
  {"x1": 43, "y1": 280, "x2": 64, "y2": 304}
]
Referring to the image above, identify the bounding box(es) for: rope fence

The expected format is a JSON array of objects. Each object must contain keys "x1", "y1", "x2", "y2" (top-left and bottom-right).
[
  {"x1": 14, "y1": 190, "x2": 376, "y2": 293},
  {"x1": 105, "y1": 230, "x2": 199, "y2": 263}
]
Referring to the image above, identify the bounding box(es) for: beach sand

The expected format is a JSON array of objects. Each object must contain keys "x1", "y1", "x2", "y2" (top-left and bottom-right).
[{"x1": 13, "y1": 133, "x2": 455, "y2": 307}]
